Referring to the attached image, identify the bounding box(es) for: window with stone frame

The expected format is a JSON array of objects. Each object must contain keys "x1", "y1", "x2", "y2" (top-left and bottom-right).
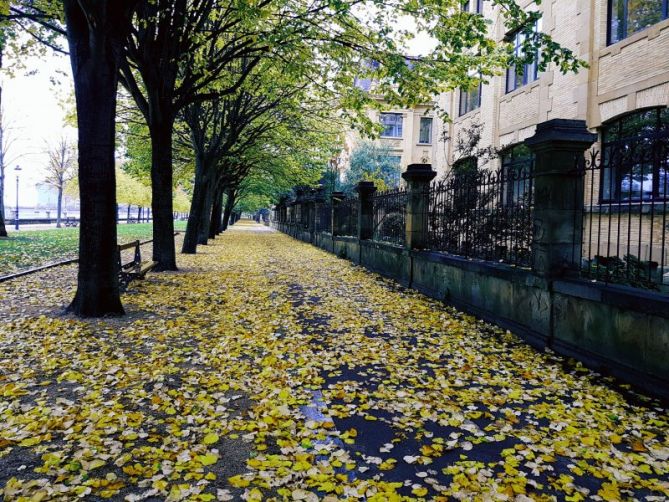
[
  {"x1": 505, "y1": 21, "x2": 540, "y2": 93},
  {"x1": 459, "y1": 83, "x2": 482, "y2": 116},
  {"x1": 608, "y1": 0, "x2": 668, "y2": 45},
  {"x1": 380, "y1": 113, "x2": 403, "y2": 138},
  {"x1": 461, "y1": 0, "x2": 483, "y2": 13},
  {"x1": 418, "y1": 117, "x2": 434, "y2": 144}
]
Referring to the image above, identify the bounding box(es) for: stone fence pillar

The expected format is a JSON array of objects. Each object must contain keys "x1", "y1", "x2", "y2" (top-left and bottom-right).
[
  {"x1": 525, "y1": 119, "x2": 596, "y2": 278},
  {"x1": 402, "y1": 163, "x2": 436, "y2": 249},
  {"x1": 312, "y1": 187, "x2": 325, "y2": 237},
  {"x1": 356, "y1": 181, "x2": 377, "y2": 240},
  {"x1": 331, "y1": 191, "x2": 345, "y2": 236}
]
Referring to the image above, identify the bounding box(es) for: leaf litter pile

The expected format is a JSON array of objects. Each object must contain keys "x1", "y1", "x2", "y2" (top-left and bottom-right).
[{"x1": 0, "y1": 223, "x2": 668, "y2": 501}]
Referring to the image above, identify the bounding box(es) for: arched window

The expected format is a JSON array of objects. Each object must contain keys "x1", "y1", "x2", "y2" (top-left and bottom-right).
[{"x1": 601, "y1": 108, "x2": 669, "y2": 202}]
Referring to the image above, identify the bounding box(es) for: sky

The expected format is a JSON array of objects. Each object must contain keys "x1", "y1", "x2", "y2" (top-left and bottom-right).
[
  {"x1": 2, "y1": 19, "x2": 436, "y2": 209},
  {"x1": 2, "y1": 50, "x2": 75, "y2": 207}
]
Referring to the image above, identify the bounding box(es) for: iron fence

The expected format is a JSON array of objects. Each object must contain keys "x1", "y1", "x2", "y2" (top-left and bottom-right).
[
  {"x1": 578, "y1": 150, "x2": 668, "y2": 291},
  {"x1": 334, "y1": 197, "x2": 358, "y2": 237},
  {"x1": 316, "y1": 202, "x2": 332, "y2": 233},
  {"x1": 372, "y1": 187, "x2": 407, "y2": 246},
  {"x1": 425, "y1": 165, "x2": 534, "y2": 267}
]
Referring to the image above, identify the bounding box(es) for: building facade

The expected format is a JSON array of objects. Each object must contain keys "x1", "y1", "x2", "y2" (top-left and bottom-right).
[
  {"x1": 436, "y1": 0, "x2": 669, "y2": 178},
  {"x1": 346, "y1": 0, "x2": 669, "y2": 193},
  {"x1": 342, "y1": 102, "x2": 437, "y2": 180},
  {"x1": 431, "y1": 0, "x2": 669, "y2": 271}
]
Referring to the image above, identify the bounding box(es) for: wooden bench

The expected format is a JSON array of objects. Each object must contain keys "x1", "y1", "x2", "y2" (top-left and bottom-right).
[
  {"x1": 117, "y1": 240, "x2": 157, "y2": 288},
  {"x1": 64, "y1": 217, "x2": 78, "y2": 227}
]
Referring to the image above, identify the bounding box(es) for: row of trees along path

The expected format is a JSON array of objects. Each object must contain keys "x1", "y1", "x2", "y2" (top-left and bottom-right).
[{"x1": 1, "y1": 0, "x2": 586, "y2": 316}]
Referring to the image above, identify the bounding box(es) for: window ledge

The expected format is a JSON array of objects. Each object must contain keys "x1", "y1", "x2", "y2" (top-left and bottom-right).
[
  {"x1": 417, "y1": 143, "x2": 433, "y2": 146},
  {"x1": 502, "y1": 79, "x2": 541, "y2": 101},
  {"x1": 455, "y1": 108, "x2": 481, "y2": 121},
  {"x1": 586, "y1": 202, "x2": 669, "y2": 214}
]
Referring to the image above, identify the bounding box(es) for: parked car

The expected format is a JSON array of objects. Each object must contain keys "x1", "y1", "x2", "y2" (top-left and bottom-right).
[{"x1": 620, "y1": 173, "x2": 654, "y2": 200}]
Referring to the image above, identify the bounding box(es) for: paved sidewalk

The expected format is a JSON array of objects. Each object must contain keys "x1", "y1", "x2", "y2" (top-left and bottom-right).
[{"x1": 0, "y1": 223, "x2": 667, "y2": 501}]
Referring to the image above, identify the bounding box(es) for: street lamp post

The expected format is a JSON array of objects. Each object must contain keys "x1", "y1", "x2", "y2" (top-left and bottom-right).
[{"x1": 14, "y1": 165, "x2": 21, "y2": 230}]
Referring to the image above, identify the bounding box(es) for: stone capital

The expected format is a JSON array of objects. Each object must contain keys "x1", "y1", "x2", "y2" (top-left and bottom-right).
[
  {"x1": 402, "y1": 163, "x2": 437, "y2": 184},
  {"x1": 355, "y1": 181, "x2": 377, "y2": 198},
  {"x1": 525, "y1": 119, "x2": 597, "y2": 154},
  {"x1": 331, "y1": 191, "x2": 345, "y2": 203}
]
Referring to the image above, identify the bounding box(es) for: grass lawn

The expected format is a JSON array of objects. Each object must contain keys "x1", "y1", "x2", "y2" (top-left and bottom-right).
[{"x1": 0, "y1": 221, "x2": 187, "y2": 276}]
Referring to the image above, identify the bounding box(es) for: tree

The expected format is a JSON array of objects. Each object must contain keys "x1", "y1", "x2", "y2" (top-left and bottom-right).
[
  {"x1": 118, "y1": 2, "x2": 268, "y2": 269},
  {"x1": 122, "y1": 112, "x2": 194, "y2": 191},
  {"x1": 0, "y1": 27, "x2": 6, "y2": 237},
  {"x1": 344, "y1": 141, "x2": 401, "y2": 193},
  {"x1": 173, "y1": 186, "x2": 190, "y2": 214},
  {"x1": 0, "y1": 106, "x2": 21, "y2": 237},
  {"x1": 43, "y1": 136, "x2": 76, "y2": 227},
  {"x1": 116, "y1": 167, "x2": 151, "y2": 219},
  {"x1": 177, "y1": 61, "x2": 316, "y2": 253},
  {"x1": 4, "y1": 1, "x2": 139, "y2": 315},
  {"x1": 62, "y1": 1, "x2": 138, "y2": 316},
  {"x1": 0, "y1": 10, "x2": 15, "y2": 237},
  {"x1": 226, "y1": 105, "x2": 338, "y2": 228}
]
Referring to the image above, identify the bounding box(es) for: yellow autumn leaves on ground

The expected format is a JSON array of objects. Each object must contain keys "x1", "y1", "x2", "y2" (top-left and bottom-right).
[{"x1": 0, "y1": 222, "x2": 668, "y2": 501}]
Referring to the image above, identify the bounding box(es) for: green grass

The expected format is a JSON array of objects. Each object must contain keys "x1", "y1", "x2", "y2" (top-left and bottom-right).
[{"x1": 0, "y1": 221, "x2": 187, "y2": 276}]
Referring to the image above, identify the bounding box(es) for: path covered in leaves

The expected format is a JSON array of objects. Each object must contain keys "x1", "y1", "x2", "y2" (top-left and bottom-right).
[{"x1": 0, "y1": 222, "x2": 668, "y2": 501}]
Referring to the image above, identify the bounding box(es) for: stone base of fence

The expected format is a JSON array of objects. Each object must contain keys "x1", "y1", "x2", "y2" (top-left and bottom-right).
[{"x1": 272, "y1": 222, "x2": 669, "y2": 401}]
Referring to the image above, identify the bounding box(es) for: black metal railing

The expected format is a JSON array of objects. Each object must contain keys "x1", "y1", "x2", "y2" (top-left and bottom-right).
[
  {"x1": 372, "y1": 187, "x2": 407, "y2": 246},
  {"x1": 334, "y1": 197, "x2": 358, "y2": 237},
  {"x1": 425, "y1": 166, "x2": 534, "y2": 267},
  {"x1": 578, "y1": 150, "x2": 668, "y2": 291},
  {"x1": 316, "y1": 202, "x2": 332, "y2": 233}
]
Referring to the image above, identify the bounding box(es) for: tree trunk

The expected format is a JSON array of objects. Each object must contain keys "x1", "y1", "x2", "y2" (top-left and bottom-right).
[
  {"x1": 222, "y1": 192, "x2": 236, "y2": 232},
  {"x1": 127, "y1": 204, "x2": 131, "y2": 222},
  {"x1": 0, "y1": 162, "x2": 6, "y2": 236},
  {"x1": 182, "y1": 155, "x2": 207, "y2": 254},
  {"x1": 56, "y1": 187, "x2": 63, "y2": 228},
  {"x1": 65, "y1": 0, "x2": 128, "y2": 316},
  {"x1": 138, "y1": 206, "x2": 143, "y2": 222},
  {"x1": 0, "y1": 53, "x2": 7, "y2": 238},
  {"x1": 197, "y1": 178, "x2": 215, "y2": 245},
  {"x1": 209, "y1": 183, "x2": 224, "y2": 238},
  {"x1": 149, "y1": 122, "x2": 177, "y2": 270}
]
